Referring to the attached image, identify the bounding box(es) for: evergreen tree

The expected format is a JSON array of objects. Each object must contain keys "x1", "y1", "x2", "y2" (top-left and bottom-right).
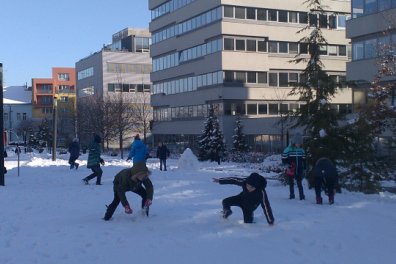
[
  {"x1": 208, "y1": 115, "x2": 227, "y2": 163},
  {"x1": 36, "y1": 118, "x2": 52, "y2": 150},
  {"x1": 232, "y1": 116, "x2": 249, "y2": 152}
]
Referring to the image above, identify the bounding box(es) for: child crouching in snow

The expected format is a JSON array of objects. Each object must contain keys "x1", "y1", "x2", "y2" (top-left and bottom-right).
[{"x1": 213, "y1": 173, "x2": 274, "y2": 225}]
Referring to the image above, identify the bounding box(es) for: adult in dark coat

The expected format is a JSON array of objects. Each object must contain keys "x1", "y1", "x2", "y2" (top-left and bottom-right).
[
  {"x1": 103, "y1": 162, "x2": 153, "y2": 220},
  {"x1": 213, "y1": 173, "x2": 274, "y2": 225},
  {"x1": 156, "y1": 142, "x2": 170, "y2": 171},
  {"x1": 312, "y1": 157, "x2": 338, "y2": 204},
  {"x1": 83, "y1": 134, "x2": 104, "y2": 185},
  {"x1": 68, "y1": 138, "x2": 80, "y2": 170}
]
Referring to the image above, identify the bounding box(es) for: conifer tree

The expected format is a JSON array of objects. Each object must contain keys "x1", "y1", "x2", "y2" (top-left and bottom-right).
[
  {"x1": 232, "y1": 116, "x2": 249, "y2": 152},
  {"x1": 209, "y1": 115, "x2": 227, "y2": 163},
  {"x1": 197, "y1": 106, "x2": 215, "y2": 161}
]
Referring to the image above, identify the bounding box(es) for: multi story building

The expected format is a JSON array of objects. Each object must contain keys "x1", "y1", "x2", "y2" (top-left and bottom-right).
[
  {"x1": 149, "y1": 0, "x2": 352, "y2": 153},
  {"x1": 346, "y1": 0, "x2": 396, "y2": 108},
  {"x1": 32, "y1": 67, "x2": 77, "y2": 145},
  {"x1": 75, "y1": 28, "x2": 152, "y2": 146}
]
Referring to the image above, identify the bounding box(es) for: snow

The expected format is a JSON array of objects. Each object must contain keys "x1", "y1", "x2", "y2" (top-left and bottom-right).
[
  {"x1": 1, "y1": 150, "x2": 396, "y2": 264},
  {"x1": 177, "y1": 147, "x2": 200, "y2": 170}
]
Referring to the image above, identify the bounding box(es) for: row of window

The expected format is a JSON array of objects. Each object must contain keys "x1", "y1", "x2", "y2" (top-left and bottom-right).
[
  {"x1": 58, "y1": 73, "x2": 70, "y2": 81},
  {"x1": 152, "y1": 7, "x2": 222, "y2": 44},
  {"x1": 151, "y1": 0, "x2": 196, "y2": 20},
  {"x1": 352, "y1": 33, "x2": 396, "y2": 61},
  {"x1": 152, "y1": 36, "x2": 349, "y2": 73},
  {"x1": 107, "y1": 63, "x2": 152, "y2": 74},
  {"x1": 153, "y1": 101, "x2": 352, "y2": 122},
  {"x1": 107, "y1": 83, "x2": 151, "y2": 93},
  {"x1": 223, "y1": 5, "x2": 348, "y2": 29},
  {"x1": 352, "y1": 0, "x2": 396, "y2": 18},
  {"x1": 152, "y1": 70, "x2": 347, "y2": 95},
  {"x1": 3, "y1": 112, "x2": 27, "y2": 121},
  {"x1": 77, "y1": 67, "x2": 94, "y2": 80}
]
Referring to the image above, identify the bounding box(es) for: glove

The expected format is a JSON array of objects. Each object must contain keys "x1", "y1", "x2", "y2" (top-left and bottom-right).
[
  {"x1": 100, "y1": 158, "x2": 105, "y2": 165},
  {"x1": 124, "y1": 205, "x2": 133, "y2": 214},
  {"x1": 144, "y1": 199, "x2": 152, "y2": 207}
]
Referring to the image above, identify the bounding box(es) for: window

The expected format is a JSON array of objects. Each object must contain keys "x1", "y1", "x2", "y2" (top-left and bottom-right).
[
  {"x1": 258, "y1": 72, "x2": 267, "y2": 83},
  {"x1": 268, "y1": 9, "x2": 277, "y2": 21},
  {"x1": 289, "y1": 11, "x2": 298, "y2": 23},
  {"x1": 289, "y1": 42, "x2": 298, "y2": 54},
  {"x1": 338, "y1": 45, "x2": 347, "y2": 56},
  {"x1": 319, "y1": 14, "x2": 327, "y2": 28},
  {"x1": 269, "y1": 41, "x2": 278, "y2": 53},
  {"x1": 236, "y1": 39, "x2": 245, "y2": 51},
  {"x1": 247, "y1": 8, "x2": 256, "y2": 20},
  {"x1": 319, "y1": 45, "x2": 328, "y2": 55},
  {"x1": 224, "y1": 6, "x2": 233, "y2": 17},
  {"x1": 23, "y1": 113, "x2": 27, "y2": 120},
  {"x1": 378, "y1": 0, "x2": 391, "y2": 11},
  {"x1": 299, "y1": 12, "x2": 308, "y2": 24},
  {"x1": 257, "y1": 8, "x2": 267, "y2": 20},
  {"x1": 258, "y1": 40, "x2": 267, "y2": 52},
  {"x1": 337, "y1": 15, "x2": 346, "y2": 29},
  {"x1": 58, "y1": 73, "x2": 70, "y2": 81},
  {"x1": 247, "y1": 104, "x2": 257, "y2": 115},
  {"x1": 247, "y1": 72, "x2": 257, "y2": 83},
  {"x1": 280, "y1": 104, "x2": 288, "y2": 114},
  {"x1": 329, "y1": 15, "x2": 336, "y2": 29},
  {"x1": 328, "y1": 45, "x2": 338, "y2": 56},
  {"x1": 246, "y1": 39, "x2": 256, "y2": 51},
  {"x1": 365, "y1": 0, "x2": 377, "y2": 14},
  {"x1": 279, "y1": 73, "x2": 289, "y2": 87},
  {"x1": 235, "y1": 7, "x2": 245, "y2": 19},
  {"x1": 353, "y1": 41, "x2": 364, "y2": 60},
  {"x1": 269, "y1": 73, "x2": 278, "y2": 86},
  {"x1": 279, "y1": 42, "x2": 288, "y2": 53},
  {"x1": 258, "y1": 104, "x2": 268, "y2": 114},
  {"x1": 17, "y1": 113, "x2": 21, "y2": 120},
  {"x1": 224, "y1": 38, "x2": 234, "y2": 50},
  {"x1": 352, "y1": 0, "x2": 364, "y2": 18},
  {"x1": 278, "y1": 10, "x2": 288, "y2": 22},
  {"x1": 365, "y1": 39, "x2": 377, "y2": 58},
  {"x1": 268, "y1": 104, "x2": 278, "y2": 115},
  {"x1": 300, "y1": 43, "x2": 308, "y2": 54},
  {"x1": 235, "y1": 71, "x2": 246, "y2": 83},
  {"x1": 289, "y1": 73, "x2": 299, "y2": 86},
  {"x1": 309, "y1": 14, "x2": 317, "y2": 27}
]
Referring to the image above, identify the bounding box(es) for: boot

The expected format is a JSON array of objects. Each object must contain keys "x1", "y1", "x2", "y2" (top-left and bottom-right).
[
  {"x1": 289, "y1": 194, "x2": 295, "y2": 199},
  {"x1": 300, "y1": 194, "x2": 305, "y2": 200},
  {"x1": 75, "y1": 163, "x2": 79, "y2": 170},
  {"x1": 103, "y1": 204, "x2": 116, "y2": 221},
  {"x1": 222, "y1": 208, "x2": 232, "y2": 219},
  {"x1": 329, "y1": 196, "x2": 334, "y2": 204},
  {"x1": 316, "y1": 196, "x2": 323, "y2": 204}
]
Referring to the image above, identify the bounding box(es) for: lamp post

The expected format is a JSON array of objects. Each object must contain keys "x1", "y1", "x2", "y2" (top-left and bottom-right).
[{"x1": 52, "y1": 95, "x2": 58, "y2": 161}]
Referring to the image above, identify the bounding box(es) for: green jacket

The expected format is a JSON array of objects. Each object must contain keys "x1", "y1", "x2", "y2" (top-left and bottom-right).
[
  {"x1": 87, "y1": 141, "x2": 101, "y2": 168},
  {"x1": 113, "y1": 162, "x2": 154, "y2": 207}
]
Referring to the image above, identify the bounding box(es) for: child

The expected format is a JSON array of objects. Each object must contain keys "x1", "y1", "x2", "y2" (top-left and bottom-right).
[
  {"x1": 103, "y1": 162, "x2": 153, "y2": 221},
  {"x1": 312, "y1": 157, "x2": 338, "y2": 204},
  {"x1": 213, "y1": 173, "x2": 274, "y2": 225}
]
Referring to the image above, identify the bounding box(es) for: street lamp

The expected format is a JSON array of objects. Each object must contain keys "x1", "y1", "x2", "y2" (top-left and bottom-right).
[{"x1": 52, "y1": 95, "x2": 58, "y2": 161}]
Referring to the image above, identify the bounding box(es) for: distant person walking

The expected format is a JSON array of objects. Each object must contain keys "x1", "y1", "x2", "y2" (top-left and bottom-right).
[
  {"x1": 156, "y1": 142, "x2": 170, "y2": 171},
  {"x1": 127, "y1": 134, "x2": 148, "y2": 164},
  {"x1": 282, "y1": 133, "x2": 306, "y2": 200},
  {"x1": 68, "y1": 138, "x2": 80, "y2": 170},
  {"x1": 83, "y1": 134, "x2": 105, "y2": 185}
]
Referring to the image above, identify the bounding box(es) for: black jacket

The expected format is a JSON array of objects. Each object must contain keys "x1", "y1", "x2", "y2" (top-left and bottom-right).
[
  {"x1": 312, "y1": 158, "x2": 338, "y2": 188},
  {"x1": 68, "y1": 141, "x2": 80, "y2": 159},
  {"x1": 157, "y1": 145, "x2": 170, "y2": 159}
]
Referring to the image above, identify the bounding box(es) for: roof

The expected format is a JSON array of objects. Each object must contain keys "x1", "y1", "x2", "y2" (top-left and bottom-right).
[{"x1": 3, "y1": 86, "x2": 32, "y2": 104}]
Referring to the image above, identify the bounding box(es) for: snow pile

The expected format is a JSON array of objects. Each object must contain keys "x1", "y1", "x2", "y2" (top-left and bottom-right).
[{"x1": 177, "y1": 148, "x2": 199, "y2": 170}]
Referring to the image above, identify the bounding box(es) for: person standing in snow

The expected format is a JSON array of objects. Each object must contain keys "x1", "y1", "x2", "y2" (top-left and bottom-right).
[
  {"x1": 68, "y1": 138, "x2": 80, "y2": 170},
  {"x1": 312, "y1": 157, "x2": 338, "y2": 204},
  {"x1": 282, "y1": 132, "x2": 306, "y2": 200},
  {"x1": 126, "y1": 134, "x2": 148, "y2": 164},
  {"x1": 213, "y1": 173, "x2": 274, "y2": 225},
  {"x1": 82, "y1": 134, "x2": 105, "y2": 185},
  {"x1": 156, "y1": 141, "x2": 170, "y2": 171},
  {"x1": 103, "y1": 162, "x2": 153, "y2": 221}
]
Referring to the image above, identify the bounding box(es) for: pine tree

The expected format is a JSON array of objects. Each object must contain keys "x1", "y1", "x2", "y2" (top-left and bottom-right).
[
  {"x1": 232, "y1": 116, "x2": 249, "y2": 152},
  {"x1": 36, "y1": 118, "x2": 52, "y2": 150},
  {"x1": 197, "y1": 106, "x2": 215, "y2": 161},
  {"x1": 209, "y1": 115, "x2": 227, "y2": 163}
]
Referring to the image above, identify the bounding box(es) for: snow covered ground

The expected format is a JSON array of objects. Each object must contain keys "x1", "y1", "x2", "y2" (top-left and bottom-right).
[{"x1": 1, "y1": 150, "x2": 395, "y2": 264}]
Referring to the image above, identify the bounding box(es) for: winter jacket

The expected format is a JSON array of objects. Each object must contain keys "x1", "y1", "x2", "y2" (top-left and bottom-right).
[
  {"x1": 87, "y1": 141, "x2": 101, "y2": 168},
  {"x1": 312, "y1": 157, "x2": 338, "y2": 187},
  {"x1": 128, "y1": 139, "x2": 148, "y2": 163},
  {"x1": 157, "y1": 145, "x2": 170, "y2": 159},
  {"x1": 218, "y1": 173, "x2": 274, "y2": 224},
  {"x1": 68, "y1": 141, "x2": 80, "y2": 159},
  {"x1": 113, "y1": 162, "x2": 154, "y2": 207},
  {"x1": 282, "y1": 145, "x2": 306, "y2": 177}
]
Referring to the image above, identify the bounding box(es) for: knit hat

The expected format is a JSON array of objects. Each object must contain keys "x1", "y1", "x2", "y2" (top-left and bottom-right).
[
  {"x1": 291, "y1": 132, "x2": 303, "y2": 145},
  {"x1": 246, "y1": 173, "x2": 262, "y2": 188}
]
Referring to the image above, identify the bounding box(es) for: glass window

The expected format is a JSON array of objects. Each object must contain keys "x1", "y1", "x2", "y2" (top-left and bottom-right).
[
  {"x1": 289, "y1": 73, "x2": 299, "y2": 86},
  {"x1": 236, "y1": 39, "x2": 245, "y2": 51},
  {"x1": 247, "y1": 72, "x2": 257, "y2": 83},
  {"x1": 300, "y1": 43, "x2": 308, "y2": 54},
  {"x1": 247, "y1": 104, "x2": 257, "y2": 115},
  {"x1": 258, "y1": 72, "x2": 267, "y2": 83},
  {"x1": 224, "y1": 71, "x2": 234, "y2": 82},
  {"x1": 289, "y1": 42, "x2": 298, "y2": 54},
  {"x1": 268, "y1": 9, "x2": 277, "y2": 21},
  {"x1": 280, "y1": 104, "x2": 289, "y2": 114},
  {"x1": 258, "y1": 40, "x2": 267, "y2": 52},
  {"x1": 269, "y1": 41, "x2": 278, "y2": 53},
  {"x1": 353, "y1": 41, "x2": 364, "y2": 60},
  {"x1": 269, "y1": 73, "x2": 278, "y2": 87},
  {"x1": 337, "y1": 15, "x2": 346, "y2": 28},
  {"x1": 235, "y1": 71, "x2": 246, "y2": 83},
  {"x1": 224, "y1": 38, "x2": 234, "y2": 50},
  {"x1": 338, "y1": 45, "x2": 347, "y2": 56},
  {"x1": 328, "y1": 45, "x2": 338, "y2": 56},
  {"x1": 309, "y1": 14, "x2": 317, "y2": 27},
  {"x1": 329, "y1": 15, "x2": 336, "y2": 29},
  {"x1": 365, "y1": 0, "x2": 377, "y2": 14},
  {"x1": 365, "y1": 39, "x2": 377, "y2": 58},
  {"x1": 319, "y1": 14, "x2": 327, "y2": 28},
  {"x1": 299, "y1": 12, "x2": 308, "y2": 24},
  {"x1": 289, "y1": 11, "x2": 298, "y2": 23},
  {"x1": 319, "y1": 45, "x2": 328, "y2": 55},
  {"x1": 268, "y1": 104, "x2": 278, "y2": 115},
  {"x1": 247, "y1": 8, "x2": 256, "y2": 20},
  {"x1": 279, "y1": 42, "x2": 288, "y2": 53},
  {"x1": 257, "y1": 8, "x2": 267, "y2": 20},
  {"x1": 258, "y1": 104, "x2": 268, "y2": 114},
  {"x1": 379, "y1": 0, "x2": 391, "y2": 11},
  {"x1": 235, "y1": 7, "x2": 246, "y2": 19},
  {"x1": 279, "y1": 73, "x2": 289, "y2": 87},
  {"x1": 246, "y1": 39, "x2": 256, "y2": 51},
  {"x1": 278, "y1": 10, "x2": 288, "y2": 22},
  {"x1": 352, "y1": 0, "x2": 364, "y2": 18},
  {"x1": 224, "y1": 6, "x2": 233, "y2": 17}
]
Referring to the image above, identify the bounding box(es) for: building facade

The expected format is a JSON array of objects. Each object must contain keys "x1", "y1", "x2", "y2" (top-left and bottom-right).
[
  {"x1": 346, "y1": 0, "x2": 396, "y2": 108},
  {"x1": 149, "y1": 0, "x2": 352, "y2": 153},
  {"x1": 75, "y1": 28, "x2": 152, "y2": 146}
]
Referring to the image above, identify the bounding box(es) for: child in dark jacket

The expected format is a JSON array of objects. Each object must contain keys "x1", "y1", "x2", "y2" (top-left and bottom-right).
[
  {"x1": 312, "y1": 157, "x2": 338, "y2": 204},
  {"x1": 213, "y1": 173, "x2": 274, "y2": 225}
]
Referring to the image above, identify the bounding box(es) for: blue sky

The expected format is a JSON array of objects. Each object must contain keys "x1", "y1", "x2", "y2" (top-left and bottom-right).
[{"x1": 0, "y1": 0, "x2": 150, "y2": 86}]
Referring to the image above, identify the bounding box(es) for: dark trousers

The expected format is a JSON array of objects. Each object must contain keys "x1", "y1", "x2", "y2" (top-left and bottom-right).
[
  {"x1": 222, "y1": 194, "x2": 256, "y2": 223},
  {"x1": 85, "y1": 165, "x2": 103, "y2": 184},
  {"x1": 315, "y1": 177, "x2": 335, "y2": 200},
  {"x1": 68, "y1": 156, "x2": 78, "y2": 169},
  {"x1": 159, "y1": 158, "x2": 167, "y2": 171},
  {"x1": 288, "y1": 174, "x2": 304, "y2": 199},
  {"x1": 104, "y1": 186, "x2": 147, "y2": 220}
]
